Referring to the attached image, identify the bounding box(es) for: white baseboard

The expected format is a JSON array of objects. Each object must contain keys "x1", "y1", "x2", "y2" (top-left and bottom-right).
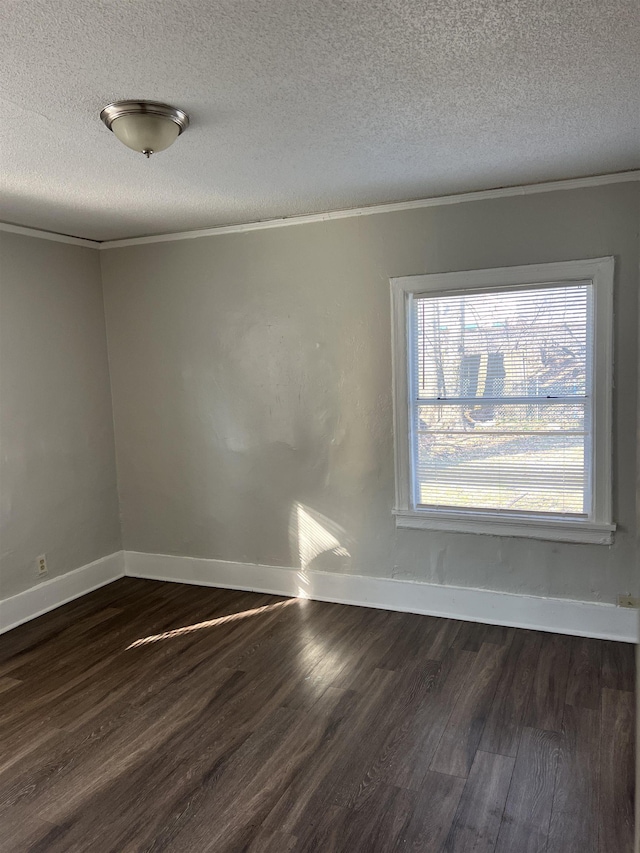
[
  {"x1": 0, "y1": 551, "x2": 125, "y2": 634},
  {"x1": 125, "y1": 551, "x2": 638, "y2": 643},
  {"x1": 4, "y1": 548, "x2": 633, "y2": 642}
]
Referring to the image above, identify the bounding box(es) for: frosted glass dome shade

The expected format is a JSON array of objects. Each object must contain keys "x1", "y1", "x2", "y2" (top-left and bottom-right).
[
  {"x1": 111, "y1": 114, "x2": 180, "y2": 154},
  {"x1": 100, "y1": 101, "x2": 189, "y2": 157}
]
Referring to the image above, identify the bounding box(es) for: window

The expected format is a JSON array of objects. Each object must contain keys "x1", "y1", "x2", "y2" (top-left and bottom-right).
[{"x1": 390, "y1": 258, "x2": 615, "y2": 544}]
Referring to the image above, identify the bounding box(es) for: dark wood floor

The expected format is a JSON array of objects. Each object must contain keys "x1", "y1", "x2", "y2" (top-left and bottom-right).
[{"x1": 0, "y1": 578, "x2": 635, "y2": 852}]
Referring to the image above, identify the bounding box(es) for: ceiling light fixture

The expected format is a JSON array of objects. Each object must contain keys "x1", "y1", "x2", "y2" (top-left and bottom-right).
[{"x1": 100, "y1": 100, "x2": 189, "y2": 158}]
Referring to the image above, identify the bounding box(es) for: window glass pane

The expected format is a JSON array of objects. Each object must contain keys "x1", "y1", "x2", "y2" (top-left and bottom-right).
[
  {"x1": 411, "y1": 283, "x2": 592, "y2": 516},
  {"x1": 415, "y1": 402, "x2": 585, "y2": 433},
  {"x1": 416, "y1": 432, "x2": 586, "y2": 514},
  {"x1": 414, "y1": 285, "x2": 588, "y2": 399}
]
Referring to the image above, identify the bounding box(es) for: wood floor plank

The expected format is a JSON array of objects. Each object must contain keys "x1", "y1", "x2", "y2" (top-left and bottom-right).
[
  {"x1": 0, "y1": 581, "x2": 131, "y2": 668},
  {"x1": 0, "y1": 681, "x2": 235, "y2": 827},
  {"x1": 343, "y1": 659, "x2": 442, "y2": 806},
  {"x1": 294, "y1": 783, "x2": 416, "y2": 853},
  {"x1": 251, "y1": 693, "x2": 360, "y2": 843},
  {"x1": 430, "y1": 641, "x2": 508, "y2": 777},
  {"x1": 19, "y1": 706, "x2": 281, "y2": 853},
  {"x1": 601, "y1": 640, "x2": 635, "y2": 692},
  {"x1": 523, "y1": 633, "x2": 572, "y2": 732},
  {"x1": 0, "y1": 590, "x2": 218, "y2": 731},
  {"x1": 368, "y1": 649, "x2": 474, "y2": 791},
  {"x1": 547, "y1": 704, "x2": 600, "y2": 853},
  {"x1": 0, "y1": 722, "x2": 65, "y2": 777},
  {"x1": 483, "y1": 624, "x2": 516, "y2": 647},
  {"x1": 494, "y1": 727, "x2": 562, "y2": 853},
  {"x1": 566, "y1": 636, "x2": 602, "y2": 710},
  {"x1": 289, "y1": 804, "x2": 351, "y2": 852},
  {"x1": 271, "y1": 604, "x2": 376, "y2": 693},
  {"x1": 452, "y1": 620, "x2": 489, "y2": 652},
  {"x1": 598, "y1": 688, "x2": 634, "y2": 853},
  {"x1": 326, "y1": 608, "x2": 397, "y2": 689},
  {"x1": 0, "y1": 580, "x2": 632, "y2": 853},
  {"x1": 372, "y1": 611, "x2": 437, "y2": 671},
  {"x1": 0, "y1": 606, "x2": 124, "y2": 681},
  {"x1": 0, "y1": 812, "x2": 57, "y2": 853},
  {"x1": 301, "y1": 668, "x2": 400, "y2": 810},
  {"x1": 163, "y1": 697, "x2": 355, "y2": 853},
  {"x1": 0, "y1": 676, "x2": 22, "y2": 695},
  {"x1": 443, "y1": 750, "x2": 515, "y2": 852},
  {"x1": 421, "y1": 618, "x2": 462, "y2": 661},
  {"x1": 343, "y1": 784, "x2": 416, "y2": 853},
  {"x1": 479, "y1": 629, "x2": 542, "y2": 757},
  {"x1": 392, "y1": 770, "x2": 466, "y2": 852},
  {"x1": 246, "y1": 829, "x2": 298, "y2": 852}
]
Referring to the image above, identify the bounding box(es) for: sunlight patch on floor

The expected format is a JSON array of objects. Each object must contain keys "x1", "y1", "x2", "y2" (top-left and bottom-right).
[{"x1": 126, "y1": 598, "x2": 295, "y2": 648}]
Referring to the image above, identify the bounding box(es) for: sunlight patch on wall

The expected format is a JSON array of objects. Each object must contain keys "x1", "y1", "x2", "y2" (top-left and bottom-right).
[{"x1": 289, "y1": 501, "x2": 351, "y2": 597}]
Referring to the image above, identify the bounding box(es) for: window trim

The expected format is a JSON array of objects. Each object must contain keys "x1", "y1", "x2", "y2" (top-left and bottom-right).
[{"x1": 390, "y1": 257, "x2": 615, "y2": 545}]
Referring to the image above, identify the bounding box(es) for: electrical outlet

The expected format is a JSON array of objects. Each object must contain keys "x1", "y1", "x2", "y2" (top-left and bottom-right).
[
  {"x1": 617, "y1": 594, "x2": 639, "y2": 609},
  {"x1": 36, "y1": 554, "x2": 47, "y2": 578}
]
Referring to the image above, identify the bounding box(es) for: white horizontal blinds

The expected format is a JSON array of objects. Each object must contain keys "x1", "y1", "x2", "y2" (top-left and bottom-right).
[{"x1": 411, "y1": 283, "x2": 592, "y2": 516}]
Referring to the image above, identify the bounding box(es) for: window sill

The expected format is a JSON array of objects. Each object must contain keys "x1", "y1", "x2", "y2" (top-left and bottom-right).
[{"x1": 393, "y1": 509, "x2": 615, "y2": 544}]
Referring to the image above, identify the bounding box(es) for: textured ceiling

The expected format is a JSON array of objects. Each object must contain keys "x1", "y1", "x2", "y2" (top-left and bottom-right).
[{"x1": 1, "y1": 1, "x2": 639, "y2": 241}]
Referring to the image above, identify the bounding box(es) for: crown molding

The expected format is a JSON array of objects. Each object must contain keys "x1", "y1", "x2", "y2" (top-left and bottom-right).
[
  {"x1": 2, "y1": 170, "x2": 638, "y2": 250},
  {"x1": 0, "y1": 221, "x2": 101, "y2": 248},
  {"x1": 98, "y1": 170, "x2": 640, "y2": 249}
]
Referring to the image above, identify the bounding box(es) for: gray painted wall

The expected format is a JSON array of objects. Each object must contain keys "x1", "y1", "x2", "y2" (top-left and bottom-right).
[
  {"x1": 0, "y1": 232, "x2": 121, "y2": 599},
  {"x1": 98, "y1": 181, "x2": 637, "y2": 603}
]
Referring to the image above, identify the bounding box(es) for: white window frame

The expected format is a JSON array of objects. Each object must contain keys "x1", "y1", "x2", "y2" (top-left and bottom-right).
[{"x1": 390, "y1": 257, "x2": 615, "y2": 545}]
